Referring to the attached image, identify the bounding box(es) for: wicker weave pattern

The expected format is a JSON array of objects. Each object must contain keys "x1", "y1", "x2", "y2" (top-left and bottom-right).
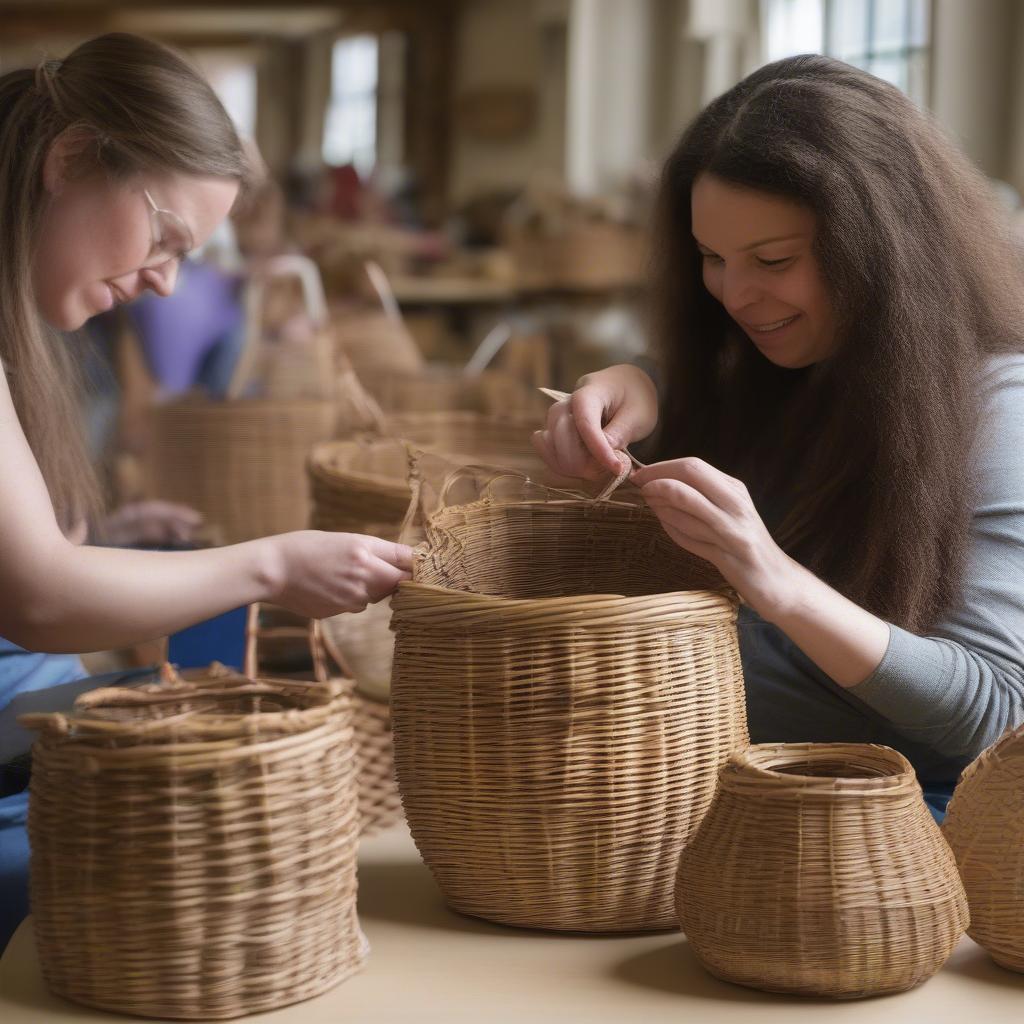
[
  {"x1": 243, "y1": 604, "x2": 403, "y2": 837},
  {"x1": 146, "y1": 398, "x2": 337, "y2": 543},
  {"x1": 389, "y1": 497, "x2": 747, "y2": 932},
  {"x1": 677, "y1": 743, "x2": 969, "y2": 998},
  {"x1": 942, "y1": 722, "x2": 1024, "y2": 971},
  {"x1": 22, "y1": 673, "x2": 364, "y2": 1020}
]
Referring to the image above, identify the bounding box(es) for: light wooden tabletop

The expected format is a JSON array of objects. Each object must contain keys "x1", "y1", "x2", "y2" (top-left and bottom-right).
[{"x1": 2, "y1": 822, "x2": 1023, "y2": 1023}]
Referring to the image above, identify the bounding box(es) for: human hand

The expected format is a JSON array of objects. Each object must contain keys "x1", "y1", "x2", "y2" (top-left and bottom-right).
[
  {"x1": 632, "y1": 458, "x2": 798, "y2": 618},
  {"x1": 101, "y1": 500, "x2": 203, "y2": 546},
  {"x1": 270, "y1": 531, "x2": 413, "y2": 617},
  {"x1": 531, "y1": 364, "x2": 658, "y2": 481}
]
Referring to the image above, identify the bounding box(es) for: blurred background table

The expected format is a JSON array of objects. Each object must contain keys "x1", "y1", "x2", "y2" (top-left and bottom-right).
[{"x1": 2, "y1": 822, "x2": 1023, "y2": 1024}]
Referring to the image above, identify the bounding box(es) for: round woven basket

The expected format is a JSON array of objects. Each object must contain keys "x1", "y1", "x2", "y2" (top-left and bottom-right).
[
  {"x1": 145, "y1": 397, "x2": 337, "y2": 543},
  {"x1": 389, "y1": 496, "x2": 747, "y2": 932},
  {"x1": 942, "y1": 722, "x2": 1024, "y2": 971},
  {"x1": 21, "y1": 671, "x2": 364, "y2": 1020},
  {"x1": 677, "y1": 743, "x2": 969, "y2": 998},
  {"x1": 308, "y1": 412, "x2": 545, "y2": 534}
]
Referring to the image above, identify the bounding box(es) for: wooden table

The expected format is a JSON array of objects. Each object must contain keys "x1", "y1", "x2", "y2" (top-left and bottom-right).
[{"x1": 2, "y1": 823, "x2": 1023, "y2": 1023}]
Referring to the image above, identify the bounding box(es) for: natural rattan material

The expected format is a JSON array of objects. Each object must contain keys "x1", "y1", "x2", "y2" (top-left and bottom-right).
[
  {"x1": 245, "y1": 603, "x2": 403, "y2": 837},
  {"x1": 389, "y1": 495, "x2": 747, "y2": 932},
  {"x1": 145, "y1": 396, "x2": 337, "y2": 543},
  {"x1": 677, "y1": 743, "x2": 969, "y2": 998},
  {"x1": 942, "y1": 722, "x2": 1024, "y2": 971},
  {"x1": 21, "y1": 671, "x2": 364, "y2": 1020}
]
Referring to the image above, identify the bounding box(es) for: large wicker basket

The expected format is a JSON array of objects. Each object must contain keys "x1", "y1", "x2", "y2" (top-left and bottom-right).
[
  {"x1": 389, "y1": 492, "x2": 747, "y2": 932},
  {"x1": 145, "y1": 396, "x2": 337, "y2": 543},
  {"x1": 20, "y1": 670, "x2": 364, "y2": 1020},
  {"x1": 942, "y1": 722, "x2": 1024, "y2": 971},
  {"x1": 677, "y1": 743, "x2": 969, "y2": 998}
]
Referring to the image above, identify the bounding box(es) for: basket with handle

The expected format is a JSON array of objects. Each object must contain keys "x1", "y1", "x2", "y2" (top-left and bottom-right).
[
  {"x1": 942, "y1": 721, "x2": 1024, "y2": 972},
  {"x1": 244, "y1": 602, "x2": 403, "y2": 836},
  {"x1": 388, "y1": 466, "x2": 748, "y2": 932},
  {"x1": 676, "y1": 743, "x2": 969, "y2": 998},
  {"x1": 19, "y1": 666, "x2": 364, "y2": 1020},
  {"x1": 143, "y1": 258, "x2": 338, "y2": 543}
]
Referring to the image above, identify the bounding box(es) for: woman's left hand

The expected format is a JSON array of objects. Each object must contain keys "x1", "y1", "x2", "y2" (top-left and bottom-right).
[{"x1": 631, "y1": 458, "x2": 797, "y2": 620}]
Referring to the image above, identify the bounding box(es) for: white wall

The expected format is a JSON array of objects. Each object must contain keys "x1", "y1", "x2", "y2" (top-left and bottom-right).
[{"x1": 449, "y1": 0, "x2": 567, "y2": 205}]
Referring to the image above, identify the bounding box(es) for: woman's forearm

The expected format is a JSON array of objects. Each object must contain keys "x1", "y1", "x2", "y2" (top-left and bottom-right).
[
  {"x1": 759, "y1": 555, "x2": 890, "y2": 688},
  {"x1": 5, "y1": 537, "x2": 282, "y2": 653}
]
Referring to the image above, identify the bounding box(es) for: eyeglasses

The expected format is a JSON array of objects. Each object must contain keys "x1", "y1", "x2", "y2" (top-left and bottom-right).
[{"x1": 143, "y1": 189, "x2": 195, "y2": 263}]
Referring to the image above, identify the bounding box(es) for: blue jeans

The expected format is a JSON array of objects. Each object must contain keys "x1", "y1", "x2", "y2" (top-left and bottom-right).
[{"x1": 0, "y1": 666, "x2": 157, "y2": 952}]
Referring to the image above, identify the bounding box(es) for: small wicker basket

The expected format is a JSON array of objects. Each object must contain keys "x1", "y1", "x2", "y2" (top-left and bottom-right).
[
  {"x1": 677, "y1": 743, "x2": 969, "y2": 998},
  {"x1": 20, "y1": 669, "x2": 364, "y2": 1020},
  {"x1": 389, "y1": 489, "x2": 747, "y2": 932},
  {"x1": 942, "y1": 721, "x2": 1024, "y2": 971}
]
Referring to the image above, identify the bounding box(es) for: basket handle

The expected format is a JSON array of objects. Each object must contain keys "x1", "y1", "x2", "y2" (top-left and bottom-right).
[
  {"x1": 227, "y1": 255, "x2": 330, "y2": 399},
  {"x1": 364, "y1": 260, "x2": 402, "y2": 322},
  {"x1": 244, "y1": 603, "x2": 353, "y2": 682}
]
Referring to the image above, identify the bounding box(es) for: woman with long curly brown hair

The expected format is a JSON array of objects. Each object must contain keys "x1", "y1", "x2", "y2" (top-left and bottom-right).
[{"x1": 536, "y1": 55, "x2": 1024, "y2": 820}]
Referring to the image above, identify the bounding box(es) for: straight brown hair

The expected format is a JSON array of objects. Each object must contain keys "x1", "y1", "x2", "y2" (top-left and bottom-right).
[
  {"x1": 0, "y1": 33, "x2": 248, "y2": 527},
  {"x1": 652, "y1": 55, "x2": 1024, "y2": 632}
]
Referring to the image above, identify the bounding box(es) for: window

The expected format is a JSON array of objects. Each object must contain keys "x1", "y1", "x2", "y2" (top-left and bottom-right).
[
  {"x1": 322, "y1": 34, "x2": 379, "y2": 176},
  {"x1": 762, "y1": 0, "x2": 930, "y2": 106}
]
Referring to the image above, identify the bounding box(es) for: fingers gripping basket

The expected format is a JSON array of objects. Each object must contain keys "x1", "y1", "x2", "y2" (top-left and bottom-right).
[
  {"x1": 942, "y1": 721, "x2": 1024, "y2": 971},
  {"x1": 677, "y1": 743, "x2": 969, "y2": 998},
  {"x1": 21, "y1": 671, "x2": 365, "y2": 1020},
  {"x1": 388, "y1": 489, "x2": 748, "y2": 932}
]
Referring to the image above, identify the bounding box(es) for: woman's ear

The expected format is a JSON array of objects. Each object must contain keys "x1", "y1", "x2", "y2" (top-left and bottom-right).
[{"x1": 42, "y1": 127, "x2": 95, "y2": 196}]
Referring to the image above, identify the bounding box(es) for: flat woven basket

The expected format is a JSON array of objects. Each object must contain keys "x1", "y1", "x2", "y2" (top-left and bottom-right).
[
  {"x1": 389, "y1": 492, "x2": 748, "y2": 932},
  {"x1": 308, "y1": 412, "x2": 545, "y2": 534},
  {"x1": 20, "y1": 669, "x2": 364, "y2": 1020},
  {"x1": 942, "y1": 721, "x2": 1024, "y2": 971},
  {"x1": 677, "y1": 743, "x2": 969, "y2": 998},
  {"x1": 145, "y1": 396, "x2": 337, "y2": 543},
  {"x1": 243, "y1": 603, "x2": 403, "y2": 836}
]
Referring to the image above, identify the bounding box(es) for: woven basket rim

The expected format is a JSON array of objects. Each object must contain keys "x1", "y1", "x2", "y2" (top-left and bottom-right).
[
  {"x1": 20, "y1": 676, "x2": 349, "y2": 744},
  {"x1": 309, "y1": 438, "x2": 411, "y2": 495},
  {"x1": 956, "y1": 719, "x2": 1024, "y2": 790},
  {"x1": 722, "y1": 742, "x2": 918, "y2": 797},
  {"x1": 391, "y1": 580, "x2": 738, "y2": 628}
]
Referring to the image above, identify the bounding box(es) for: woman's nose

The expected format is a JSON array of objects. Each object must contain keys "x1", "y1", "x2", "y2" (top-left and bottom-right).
[
  {"x1": 140, "y1": 259, "x2": 179, "y2": 298},
  {"x1": 721, "y1": 263, "x2": 761, "y2": 313}
]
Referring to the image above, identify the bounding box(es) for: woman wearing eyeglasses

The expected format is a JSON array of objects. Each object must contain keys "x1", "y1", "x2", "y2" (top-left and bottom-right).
[
  {"x1": 536, "y1": 55, "x2": 1024, "y2": 823},
  {"x1": 0, "y1": 33, "x2": 412, "y2": 947}
]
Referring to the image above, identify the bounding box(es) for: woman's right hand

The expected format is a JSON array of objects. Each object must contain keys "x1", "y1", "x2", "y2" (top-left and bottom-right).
[
  {"x1": 269, "y1": 530, "x2": 413, "y2": 618},
  {"x1": 532, "y1": 364, "x2": 659, "y2": 480}
]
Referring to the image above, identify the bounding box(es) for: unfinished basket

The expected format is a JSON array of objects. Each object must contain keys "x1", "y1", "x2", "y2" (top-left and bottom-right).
[
  {"x1": 942, "y1": 722, "x2": 1024, "y2": 971},
  {"x1": 677, "y1": 743, "x2": 968, "y2": 998},
  {"x1": 145, "y1": 396, "x2": 336, "y2": 543},
  {"x1": 21, "y1": 670, "x2": 363, "y2": 1020},
  {"x1": 245, "y1": 603, "x2": 403, "y2": 837},
  {"x1": 389, "y1": 491, "x2": 747, "y2": 932}
]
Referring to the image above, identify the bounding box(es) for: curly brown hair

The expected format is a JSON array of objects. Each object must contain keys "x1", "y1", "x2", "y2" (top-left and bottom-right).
[{"x1": 651, "y1": 54, "x2": 1024, "y2": 632}]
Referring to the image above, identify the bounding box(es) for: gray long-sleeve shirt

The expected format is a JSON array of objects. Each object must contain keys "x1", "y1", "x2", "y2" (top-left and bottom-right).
[{"x1": 741, "y1": 353, "x2": 1024, "y2": 782}]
